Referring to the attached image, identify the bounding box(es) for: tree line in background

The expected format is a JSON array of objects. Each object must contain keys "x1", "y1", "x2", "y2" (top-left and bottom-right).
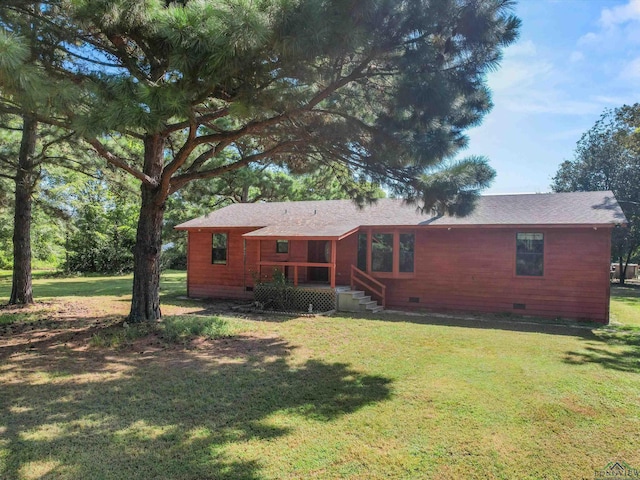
[
  {"x1": 0, "y1": 161, "x2": 378, "y2": 273},
  {"x1": 552, "y1": 104, "x2": 640, "y2": 285}
]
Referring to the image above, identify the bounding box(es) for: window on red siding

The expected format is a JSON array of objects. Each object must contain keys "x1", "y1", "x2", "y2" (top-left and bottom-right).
[
  {"x1": 516, "y1": 233, "x2": 543, "y2": 276},
  {"x1": 212, "y1": 233, "x2": 228, "y2": 265},
  {"x1": 357, "y1": 233, "x2": 367, "y2": 271},
  {"x1": 399, "y1": 233, "x2": 415, "y2": 273},
  {"x1": 276, "y1": 240, "x2": 289, "y2": 253},
  {"x1": 372, "y1": 233, "x2": 393, "y2": 272}
]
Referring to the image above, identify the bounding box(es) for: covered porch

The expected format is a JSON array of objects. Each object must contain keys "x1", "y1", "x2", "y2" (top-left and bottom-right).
[
  {"x1": 243, "y1": 228, "x2": 387, "y2": 309},
  {"x1": 243, "y1": 225, "x2": 359, "y2": 289}
]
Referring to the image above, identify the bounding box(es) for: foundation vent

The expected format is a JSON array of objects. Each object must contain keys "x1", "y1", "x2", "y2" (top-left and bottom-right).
[{"x1": 513, "y1": 303, "x2": 526, "y2": 310}]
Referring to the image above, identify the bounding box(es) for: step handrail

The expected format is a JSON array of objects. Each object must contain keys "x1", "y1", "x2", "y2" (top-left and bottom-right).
[{"x1": 350, "y1": 265, "x2": 386, "y2": 308}]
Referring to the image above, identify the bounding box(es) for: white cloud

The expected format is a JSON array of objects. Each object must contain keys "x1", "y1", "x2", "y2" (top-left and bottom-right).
[
  {"x1": 498, "y1": 96, "x2": 604, "y2": 116},
  {"x1": 600, "y1": 0, "x2": 640, "y2": 27},
  {"x1": 579, "y1": 0, "x2": 640, "y2": 46},
  {"x1": 621, "y1": 56, "x2": 640, "y2": 79},
  {"x1": 546, "y1": 127, "x2": 590, "y2": 141},
  {"x1": 591, "y1": 94, "x2": 636, "y2": 105},
  {"x1": 569, "y1": 51, "x2": 584, "y2": 63},
  {"x1": 577, "y1": 32, "x2": 599, "y2": 46},
  {"x1": 490, "y1": 59, "x2": 554, "y2": 93},
  {"x1": 486, "y1": 36, "x2": 637, "y2": 116},
  {"x1": 504, "y1": 39, "x2": 537, "y2": 57},
  {"x1": 490, "y1": 39, "x2": 552, "y2": 94},
  {"x1": 487, "y1": 39, "x2": 599, "y2": 115}
]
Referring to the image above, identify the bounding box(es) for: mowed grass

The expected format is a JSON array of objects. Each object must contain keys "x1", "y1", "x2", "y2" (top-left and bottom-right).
[
  {"x1": 610, "y1": 284, "x2": 640, "y2": 327},
  {"x1": 0, "y1": 269, "x2": 187, "y2": 302},
  {"x1": 0, "y1": 271, "x2": 639, "y2": 479}
]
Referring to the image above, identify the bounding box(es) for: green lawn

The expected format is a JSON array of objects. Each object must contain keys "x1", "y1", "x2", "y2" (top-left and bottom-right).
[
  {"x1": 0, "y1": 270, "x2": 187, "y2": 301},
  {"x1": 0, "y1": 271, "x2": 639, "y2": 479},
  {"x1": 610, "y1": 285, "x2": 640, "y2": 327}
]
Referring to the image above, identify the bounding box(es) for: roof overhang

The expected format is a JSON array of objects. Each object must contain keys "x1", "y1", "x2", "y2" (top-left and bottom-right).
[
  {"x1": 242, "y1": 224, "x2": 359, "y2": 240},
  {"x1": 174, "y1": 225, "x2": 264, "y2": 231},
  {"x1": 417, "y1": 223, "x2": 624, "y2": 229}
]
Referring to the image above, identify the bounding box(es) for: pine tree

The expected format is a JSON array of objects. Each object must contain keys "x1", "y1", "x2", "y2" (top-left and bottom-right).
[
  {"x1": 18, "y1": 0, "x2": 519, "y2": 321},
  {"x1": 0, "y1": 1, "x2": 83, "y2": 304},
  {"x1": 0, "y1": 24, "x2": 44, "y2": 304}
]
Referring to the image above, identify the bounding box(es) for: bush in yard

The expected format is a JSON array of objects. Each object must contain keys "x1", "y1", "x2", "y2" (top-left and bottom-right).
[{"x1": 160, "y1": 316, "x2": 233, "y2": 343}]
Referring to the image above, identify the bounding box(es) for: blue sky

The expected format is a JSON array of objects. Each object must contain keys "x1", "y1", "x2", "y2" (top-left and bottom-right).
[{"x1": 463, "y1": 0, "x2": 640, "y2": 194}]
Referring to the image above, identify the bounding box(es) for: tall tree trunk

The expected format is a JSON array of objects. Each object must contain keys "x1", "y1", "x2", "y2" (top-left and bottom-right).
[
  {"x1": 9, "y1": 115, "x2": 37, "y2": 305},
  {"x1": 618, "y1": 256, "x2": 625, "y2": 286},
  {"x1": 621, "y1": 249, "x2": 633, "y2": 286},
  {"x1": 128, "y1": 134, "x2": 166, "y2": 322}
]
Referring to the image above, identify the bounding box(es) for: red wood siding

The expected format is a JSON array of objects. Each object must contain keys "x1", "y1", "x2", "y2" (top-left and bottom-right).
[
  {"x1": 185, "y1": 226, "x2": 612, "y2": 322},
  {"x1": 377, "y1": 227, "x2": 612, "y2": 322},
  {"x1": 336, "y1": 234, "x2": 358, "y2": 284},
  {"x1": 187, "y1": 228, "x2": 257, "y2": 299},
  {"x1": 257, "y1": 239, "x2": 308, "y2": 283}
]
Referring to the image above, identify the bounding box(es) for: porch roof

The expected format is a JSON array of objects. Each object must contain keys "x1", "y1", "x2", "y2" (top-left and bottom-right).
[
  {"x1": 242, "y1": 224, "x2": 359, "y2": 240},
  {"x1": 175, "y1": 191, "x2": 628, "y2": 232}
]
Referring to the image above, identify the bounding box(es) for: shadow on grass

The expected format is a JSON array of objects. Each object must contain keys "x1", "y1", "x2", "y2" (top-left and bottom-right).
[
  {"x1": 331, "y1": 299, "x2": 640, "y2": 374},
  {"x1": 563, "y1": 324, "x2": 640, "y2": 373},
  {"x1": 346, "y1": 310, "x2": 604, "y2": 338},
  {"x1": 559, "y1": 285, "x2": 640, "y2": 372},
  {"x1": 611, "y1": 285, "x2": 640, "y2": 306},
  {"x1": 329, "y1": 307, "x2": 640, "y2": 374},
  {"x1": 0, "y1": 336, "x2": 391, "y2": 479}
]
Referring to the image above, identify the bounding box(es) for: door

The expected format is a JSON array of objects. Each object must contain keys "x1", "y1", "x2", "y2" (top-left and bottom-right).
[{"x1": 307, "y1": 240, "x2": 329, "y2": 282}]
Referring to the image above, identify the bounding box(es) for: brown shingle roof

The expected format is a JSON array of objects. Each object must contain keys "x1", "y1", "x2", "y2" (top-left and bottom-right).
[{"x1": 175, "y1": 191, "x2": 627, "y2": 238}]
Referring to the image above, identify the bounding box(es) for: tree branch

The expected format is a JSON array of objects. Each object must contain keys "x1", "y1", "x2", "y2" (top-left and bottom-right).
[
  {"x1": 104, "y1": 34, "x2": 151, "y2": 83},
  {"x1": 47, "y1": 159, "x2": 102, "y2": 180},
  {"x1": 86, "y1": 137, "x2": 156, "y2": 186},
  {"x1": 169, "y1": 142, "x2": 300, "y2": 194},
  {"x1": 0, "y1": 154, "x2": 17, "y2": 168},
  {"x1": 38, "y1": 131, "x2": 76, "y2": 159},
  {"x1": 0, "y1": 124, "x2": 23, "y2": 132},
  {"x1": 159, "y1": 121, "x2": 198, "y2": 194},
  {"x1": 188, "y1": 57, "x2": 374, "y2": 149},
  {"x1": 184, "y1": 138, "x2": 234, "y2": 174},
  {"x1": 164, "y1": 107, "x2": 230, "y2": 134},
  {"x1": 55, "y1": 44, "x2": 124, "y2": 69}
]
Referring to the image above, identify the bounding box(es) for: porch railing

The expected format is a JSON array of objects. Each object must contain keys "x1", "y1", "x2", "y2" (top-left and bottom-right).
[
  {"x1": 350, "y1": 265, "x2": 386, "y2": 308},
  {"x1": 258, "y1": 261, "x2": 334, "y2": 287}
]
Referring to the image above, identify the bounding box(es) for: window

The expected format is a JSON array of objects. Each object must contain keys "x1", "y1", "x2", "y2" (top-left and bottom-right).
[
  {"x1": 276, "y1": 240, "x2": 289, "y2": 254},
  {"x1": 371, "y1": 233, "x2": 393, "y2": 272},
  {"x1": 516, "y1": 233, "x2": 543, "y2": 276},
  {"x1": 399, "y1": 233, "x2": 415, "y2": 273},
  {"x1": 357, "y1": 233, "x2": 367, "y2": 271},
  {"x1": 211, "y1": 233, "x2": 228, "y2": 265},
  {"x1": 360, "y1": 231, "x2": 415, "y2": 275}
]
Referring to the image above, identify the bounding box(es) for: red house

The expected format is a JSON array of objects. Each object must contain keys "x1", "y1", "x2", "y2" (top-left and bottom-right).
[{"x1": 175, "y1": 191, "x2": 627, "y2": 323}]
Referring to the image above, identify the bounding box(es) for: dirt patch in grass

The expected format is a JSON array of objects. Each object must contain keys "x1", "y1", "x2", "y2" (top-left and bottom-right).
[
  {"x1": 0, "y1": 297, "x2": 289, "y2": 362},
  {"x1": 0, "y1": 301, "x2": 118, "y2": 359}
]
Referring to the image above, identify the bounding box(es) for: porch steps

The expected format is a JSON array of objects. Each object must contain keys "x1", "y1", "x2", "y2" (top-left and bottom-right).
[{"x1": 337, "y1": 289, "x2": 384, "y2": 314}]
